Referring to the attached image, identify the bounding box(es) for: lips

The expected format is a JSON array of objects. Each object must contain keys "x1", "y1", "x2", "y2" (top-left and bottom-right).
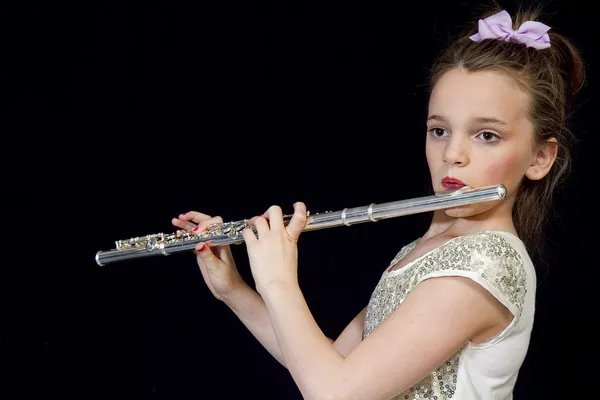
[{"x1": 442, "y1": 177, "x2": 466, "y2": 190}]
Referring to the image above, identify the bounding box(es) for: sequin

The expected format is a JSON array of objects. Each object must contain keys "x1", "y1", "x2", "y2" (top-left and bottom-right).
[{"x1": 363, "y1": 232, "x2": 527, "y2": 399}]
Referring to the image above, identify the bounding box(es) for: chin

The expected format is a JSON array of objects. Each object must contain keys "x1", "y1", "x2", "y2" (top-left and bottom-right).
[{"x1": 443, "y1": 202, "x2": 499, "y2": 218}]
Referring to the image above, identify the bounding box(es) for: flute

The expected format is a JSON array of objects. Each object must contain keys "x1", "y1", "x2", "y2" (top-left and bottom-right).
[{"x1": 95, "y1": 184, "x2": 506, "y2": 266}]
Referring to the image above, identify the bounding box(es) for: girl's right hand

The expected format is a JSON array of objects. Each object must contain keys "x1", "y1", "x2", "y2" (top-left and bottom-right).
[{"x1": 172, "y1": 211, "x2": 248, "y2": 302}]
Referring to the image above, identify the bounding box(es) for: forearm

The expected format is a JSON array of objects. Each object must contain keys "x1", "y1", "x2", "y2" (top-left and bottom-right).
[
  {"x1": 261, "y1": 282, "x2": 345, "y2": 399},
  {"x1": 222, "y1": 284, "x2": 289, "y2": 367}
]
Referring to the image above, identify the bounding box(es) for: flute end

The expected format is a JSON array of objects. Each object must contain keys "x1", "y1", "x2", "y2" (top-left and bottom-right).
[
  {"x1": 95, "y1": 251, "x2": 104, "y2": 267},
  {"x1": 497, "y1": 184, "x2": 507, "y2": 199}
]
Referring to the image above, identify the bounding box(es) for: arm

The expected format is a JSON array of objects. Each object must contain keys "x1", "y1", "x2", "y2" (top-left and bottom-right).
[
  {"x1": 175, "y1": 209, "x2": 366, "y2": 369},
  {"x1": 261, "y1": 276, "x2": 512, "y2": 400},
  {"x1": 218, "y1": 205, "x2": 367, "y2": 368},
  {"x1": 331, "y1": 306, "x2": 367, "y2": 357},
  {"x1": 223, "y1": 285, "x2": 365, "y2": 367},
  {"x1": 222, "y1": 284, "x2": 289, "y2": 367},
  {"x1": 242, "y1": 207, "x2": 520, "y2": 399}
]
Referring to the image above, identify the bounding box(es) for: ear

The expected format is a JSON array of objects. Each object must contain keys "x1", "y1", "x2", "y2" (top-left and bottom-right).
[{"x1": 525, "y1": 138, "x2": 558, "y2": 181}]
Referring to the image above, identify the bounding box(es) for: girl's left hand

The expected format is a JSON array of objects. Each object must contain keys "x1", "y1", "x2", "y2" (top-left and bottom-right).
[{"x1": 243, "y1": 202, "x2": 308, "y2": 295}]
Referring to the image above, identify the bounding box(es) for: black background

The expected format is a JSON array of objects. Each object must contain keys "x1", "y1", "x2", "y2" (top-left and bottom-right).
[{"x1": 1, "y1": 0, "x2": 597, "y2": 398}]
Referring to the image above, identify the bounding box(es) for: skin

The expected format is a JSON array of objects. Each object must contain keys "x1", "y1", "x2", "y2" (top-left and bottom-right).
[
  {"x1": 172, "y1": 68, "x2": 559, "y2": 400},
  {"x1": 422, "y1": 67, "x2": 557, "y2": 240}
]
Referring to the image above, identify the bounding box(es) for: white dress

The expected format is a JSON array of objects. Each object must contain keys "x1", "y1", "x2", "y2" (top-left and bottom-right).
[{"x1": 363, "y1": 231, "x2": 536, "y2": 399}]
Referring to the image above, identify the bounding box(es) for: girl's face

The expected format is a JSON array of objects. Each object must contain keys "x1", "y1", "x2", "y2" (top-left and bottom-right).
[{"x1": 426, "y1": 68, "x2": 537, "y2": 219}]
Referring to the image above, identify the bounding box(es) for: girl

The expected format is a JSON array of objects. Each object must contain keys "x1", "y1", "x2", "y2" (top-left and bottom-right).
[{"x1": 172, "y1": 6, "x2": 585, "y2": 399}]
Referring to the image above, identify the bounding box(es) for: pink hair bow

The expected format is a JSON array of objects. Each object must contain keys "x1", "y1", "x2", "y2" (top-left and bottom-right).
[{"x1": 469, "y1": 10, "x2": 551, "y2": 50}]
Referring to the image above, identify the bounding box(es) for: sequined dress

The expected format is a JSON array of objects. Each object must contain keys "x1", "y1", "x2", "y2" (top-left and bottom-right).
[{"x1": 363, "y1": 231, "x2": 536, "y2": 399}]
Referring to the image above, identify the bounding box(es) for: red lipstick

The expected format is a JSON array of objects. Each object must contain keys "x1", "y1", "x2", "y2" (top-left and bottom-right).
[{"x1": 442, "y1": 176, "x2": 467, "y2": 190}]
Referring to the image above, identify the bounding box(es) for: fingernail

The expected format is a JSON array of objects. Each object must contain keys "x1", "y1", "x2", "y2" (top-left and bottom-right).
[
  {"x1": 197, "y1": 243, "x2": 206, "y2": 251},
  {"x1": 192, "y1": 227, "x2": 199, "y2": 232}
]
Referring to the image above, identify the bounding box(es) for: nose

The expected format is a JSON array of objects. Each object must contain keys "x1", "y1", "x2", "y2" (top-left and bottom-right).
[{"x1": 442, "y1": 136, "x2": 470, "y2": 166}]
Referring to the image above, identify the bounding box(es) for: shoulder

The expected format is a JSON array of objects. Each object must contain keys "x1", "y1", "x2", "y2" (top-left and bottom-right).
[
  {"x1": 388, "y1": 237, "x2": 420, "y2": 266},
  {"x1": 435, "y1": 231, "x2": 527, "y2": 270},
  {"x1": 413, "y1": 231, "x2": 532, "y2": 318}
]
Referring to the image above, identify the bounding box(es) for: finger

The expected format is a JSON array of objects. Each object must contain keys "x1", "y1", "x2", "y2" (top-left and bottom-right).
[
  {"x1": 172, "y1": 216, "x2": 224, "y2": 233},
  {"x1": 285, "y1": 202, "x2": 308, "y2": 242},
  {"x1": 264, "y1": 205, "x2": 285, "y2": 231},
  {"x1": 175, "y1": 211, "x2": 214, "y2": 232},
  {"x1": 180, "y1": 211, "x2": 216, "y2": 224},
  {"x1": 172, "y1": 217, "x2": 197, "y2": 231},
  {"x1": 242, "y1": 226, "x2": 258, "y2": 245},
  {"x1": 194, "y1": 216, "x2": 224, "y2": 232},
  {"x1": 248, "y1": 211, "x2": 267, "y2": 225},
  {"x1": 194, "y1": 242, "x2": 219, "y2": 271},
  {"x1": 252, "y1": 216, "x2": 270, "y2": 237}
]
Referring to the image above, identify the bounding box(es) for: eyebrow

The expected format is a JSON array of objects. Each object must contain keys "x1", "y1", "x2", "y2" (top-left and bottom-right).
[{"x1": 427, "y1": 115, "x2": 509, "y2": 127}]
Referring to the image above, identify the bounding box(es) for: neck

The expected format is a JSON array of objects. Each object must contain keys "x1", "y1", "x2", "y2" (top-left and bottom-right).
[{"x1": 422, "y1": 195, "x2": 517, "y2": 240}]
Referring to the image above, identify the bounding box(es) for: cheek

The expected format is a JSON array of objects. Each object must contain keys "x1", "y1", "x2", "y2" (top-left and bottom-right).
[
  {"x1": 425, "y1": 142, "x2": 440, "y2": 168},
  {"x1": 484, "y1": 162, "x2": 511, "y2": 184},
  {"x1": 481, "y1": 152, "x2": 526, "y2": 187}
]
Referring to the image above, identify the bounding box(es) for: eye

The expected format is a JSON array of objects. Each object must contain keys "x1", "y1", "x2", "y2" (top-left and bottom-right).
[
  {"x1": 477, "y1": 131, "x2": 501, "y2": 143},
  {"x1": 429, "y1": 128, "x2": 448, "y2": 138}
]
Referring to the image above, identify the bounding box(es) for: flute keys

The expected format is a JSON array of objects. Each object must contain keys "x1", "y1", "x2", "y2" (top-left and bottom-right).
[{"x1": 146, "y1": 237, "x2": 159, "y2": 251}]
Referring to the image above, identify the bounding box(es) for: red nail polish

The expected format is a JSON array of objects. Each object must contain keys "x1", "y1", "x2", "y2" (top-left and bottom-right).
[
  {"x1": 197, "y1": 243, "x2": 205, "y2": 251},
  {"x1": 192, "y1": 226, "x2": 199, "y2": 232}
]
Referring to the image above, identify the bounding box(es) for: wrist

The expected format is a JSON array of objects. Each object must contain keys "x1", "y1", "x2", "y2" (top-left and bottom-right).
[
  {"x1": 258, "y1": 280, "x2": 300, "y2": 300},
  {"x1": 220, "y1": 282, "x2": 257, "y2": 309}
]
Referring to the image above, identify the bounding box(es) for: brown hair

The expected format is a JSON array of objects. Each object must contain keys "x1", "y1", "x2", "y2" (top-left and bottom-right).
[{"x1": 428, "y1": 4, "x2": 585, "y2": 263}]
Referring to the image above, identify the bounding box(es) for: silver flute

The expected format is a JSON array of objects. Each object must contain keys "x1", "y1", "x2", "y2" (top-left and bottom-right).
[{"x1": 95, "y1": 184, "x2": 507, "y2": 266}]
